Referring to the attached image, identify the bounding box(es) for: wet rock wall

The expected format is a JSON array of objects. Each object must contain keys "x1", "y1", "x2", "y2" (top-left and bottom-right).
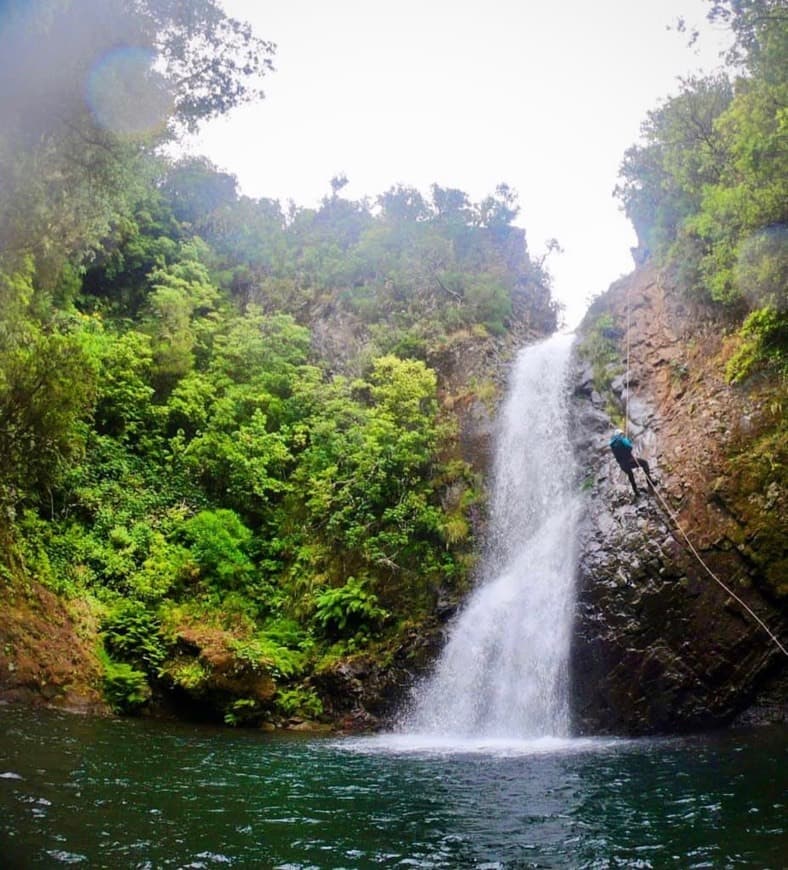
[{"x1": 567, "y1": 265, "x2": 787, "y2": 735}]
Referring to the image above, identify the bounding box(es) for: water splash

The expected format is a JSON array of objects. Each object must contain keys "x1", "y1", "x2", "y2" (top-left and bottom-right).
[{"x1": 405, "y1": 332, "x2": 580, "y2": 740}]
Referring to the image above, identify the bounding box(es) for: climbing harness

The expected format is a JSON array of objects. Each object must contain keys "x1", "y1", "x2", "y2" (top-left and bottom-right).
[{"x1": 620, "y1": 284, "x2": 787, "y2": 658}]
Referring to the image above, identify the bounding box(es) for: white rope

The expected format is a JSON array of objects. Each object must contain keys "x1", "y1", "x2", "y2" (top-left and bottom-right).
[
  {"x1": 625, "y1": 283, "x2": 631, "y2": 438},
  {"x1": 649, "y1": 480, "x2": 787, "y2": 657},
  {"x1": 622, "y1": 275, "x2": 785, "y2": 657}
]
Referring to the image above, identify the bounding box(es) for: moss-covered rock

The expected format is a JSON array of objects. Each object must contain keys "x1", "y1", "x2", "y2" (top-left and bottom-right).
[
  {"x1": 0, "y1": 571, "x2": 107, "y2": 714},
  {"x1": 160, "y1": 623, "x2": 277, "y2": 722}
]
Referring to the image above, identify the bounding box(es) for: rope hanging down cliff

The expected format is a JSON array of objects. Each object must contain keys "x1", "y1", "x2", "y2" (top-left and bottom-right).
[
  {"x1": 620, "y1": 285, "x2": 787, "y2": 659},
  {"x1": 625, "y1": 280, "x2": 632, "y2": 438},
  {"x1": 649, "y1": 480, "x2": 787, "y2": 657}
]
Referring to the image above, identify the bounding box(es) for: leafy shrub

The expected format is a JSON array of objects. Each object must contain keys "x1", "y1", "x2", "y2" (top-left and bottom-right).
[
  {"x1": 313, "y1": 577, "x2": 388, "y2": 639},
  {"x1": 101, "y1": 655, "x2": 151, "y2": 713},
  {"x1": 726, "y1": 306, "x2": 788, "y2": 383},
  {"x1": 439, "y1": 512, "x2": 471, "y2": 545},
  {"x1": 163, "y1": 659, "x2": 210, "y2": 693},
  {"x1": 129, "y1": 530, "x2": 194, "y2": 602},
  {"x1": 101, "y1": 600, "x2": 167, "y2": 673},
  {"x1": 261, "y1": 616, "x2": 314, "y2": 652},
  {"x1": 180, "y1": 509, "x2": 254, "y2": 590},
  {"x1": 274, "y1": 686, "x2": 324, "y2": 720},
  {"x1": 229, "y1": 634, "x2": 305, "y2": 680},
  {"x1": 16, "y1": 510, "x2": 61, "y2": 592}
]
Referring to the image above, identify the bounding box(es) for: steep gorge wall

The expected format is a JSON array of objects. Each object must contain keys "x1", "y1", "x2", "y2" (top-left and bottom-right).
[
  {"x1": 0, "y1": 571, "x2": 107, "y2": 715},
  {"x1": 568, "y1": 263, "x2": 787, "y2": 734}
]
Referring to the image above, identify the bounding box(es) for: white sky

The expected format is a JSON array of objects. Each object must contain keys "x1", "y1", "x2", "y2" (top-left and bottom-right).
[{"x1": 185, "y1": 1, "x2": 732, "y2": 328}]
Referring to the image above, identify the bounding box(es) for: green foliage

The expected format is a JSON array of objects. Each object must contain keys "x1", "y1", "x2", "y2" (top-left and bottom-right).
[
  {"x1": 578, "y1": 313, "x2": 622, "y2": 392},
  {"x1": 313, "y1": 577, "x2": 389, "y2": 639},
  {"x1": 92, "y1": 328, "x2": 157, "y2": 442},
  {"x1": 229, "y1": 634, "x2": 305, "y2": 680},
  {"x1": 0, "y1": 320, "x2": 100, "y2": 507},
  {"x1": 40, "y1": 437, "x2": 192, "y2": 595},
  {"x1": 163, "y1": 157, "x2": 240, "y2": 226},
  {"x1": 274, "y1": 687, "x2": 324, "y2": 720},
  {"x1": 180, "y1": 510, "x2": 255, "y2": 591},
  {"x1": 101, "y1": 600, "x2": 167, "y2": 673},
  {"x1": 734, "y1": 226, "x2": 788, "y2": 310},
  {"x1": 615, "y1": 75, "x2": 733, "y2": 259},
  {"x1": 706, "y1": 1, "x2": 787, "y2": 78},
  {"x1": 616, "y1": 4, "x2": 786, "y2": 312},
  {"x1": 14, "y1": 509, "x2": 64, "y2": 593},
  {"x1": 100, "y1": 652, "x2": 151, "y2": 714},
  {"x1": 726, "y1": 306, "x2": 788, "y2": 383},
  {"x1": 143, "y1": 242, "x2": 220, "y2": 393},
  {"x1": 722, "y1": 415, "x2": 787, "y2": 598},
  {"x1": 164, "y1": 659, "x2": 210, "y2": 693},
  {"x1": 464, "y1": 272, "x2": 512, "y2": 334},
  {"x1": 284, "y1": 352, "x2": 465, "y2": 616},
  {"x1": 0, "y1": 259, "x2": 36, "y2": 342}
]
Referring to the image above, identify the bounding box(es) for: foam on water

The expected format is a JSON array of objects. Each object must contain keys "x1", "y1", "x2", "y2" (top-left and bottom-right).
[{"x1": 338, "y1": 732, "x2": 620, "y2": 759}]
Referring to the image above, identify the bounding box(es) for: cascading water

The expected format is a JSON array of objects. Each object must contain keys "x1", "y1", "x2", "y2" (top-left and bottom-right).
[{"x1": 405, "y1": 332, "x2": 580, "y2": 741}]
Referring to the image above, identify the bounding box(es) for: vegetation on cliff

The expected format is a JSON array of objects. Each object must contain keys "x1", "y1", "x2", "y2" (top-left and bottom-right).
[
  {"x1": 0, "y1": 1, "x2": 557, "y2": 723},
  {"x1": 595, "y1": 0, "x2": 787, "y2": 599},
  {"x1": 571, "y1": 0, "x2": 786, "y2": 724},
  {"x1": 614, "y1": 0, "x2": 786, "y2": 383}
]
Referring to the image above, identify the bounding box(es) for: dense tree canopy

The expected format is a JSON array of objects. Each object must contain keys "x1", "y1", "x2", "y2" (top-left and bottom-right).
[
  {"x1": 616, "y1": 0, "x2": 786, "y2": 380},
  {"x1": 1, "y1": 163, "x2": 556, "y2": 719}
]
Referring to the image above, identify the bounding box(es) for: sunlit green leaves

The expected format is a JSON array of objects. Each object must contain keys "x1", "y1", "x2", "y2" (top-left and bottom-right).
[
  {"x1": 726, "y1": 305, "x2": 788, "y2": 382},
  {"x1": 313, "y1": 577, "x2": 389, "y2": 639},
  {"x1": 180, "y1": 509, "x2": 254, "y2": 591},
  {"x1": 615, "y1": 4, "x2": 786, "y2": 316}
]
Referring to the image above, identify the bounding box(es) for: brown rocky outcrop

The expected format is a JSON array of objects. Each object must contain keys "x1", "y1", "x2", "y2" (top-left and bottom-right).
[
  {"x1": 0, "y1": 577, "x2": 107, "y2": 715},
  {"x1": 160, "y1": 624, "x2": 277, "y2": 714},
  {"x1": 569, "y1": 263, "x2": 787, "y2": 734}
]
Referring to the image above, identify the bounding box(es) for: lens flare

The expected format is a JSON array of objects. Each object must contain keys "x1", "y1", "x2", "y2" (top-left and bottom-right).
[{"x1": 86, "y1": 45, "x2": 172, "y2": 136}]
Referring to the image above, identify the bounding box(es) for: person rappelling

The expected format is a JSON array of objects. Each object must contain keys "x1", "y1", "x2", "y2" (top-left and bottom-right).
[{"x1": 609, "y1": 428, "x2": 654, "y2": 497}]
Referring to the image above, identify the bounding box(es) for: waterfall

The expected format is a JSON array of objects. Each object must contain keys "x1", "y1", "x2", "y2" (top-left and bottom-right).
[{"x1": 406, "y1": 332, "x2": 579, "y2": 740}]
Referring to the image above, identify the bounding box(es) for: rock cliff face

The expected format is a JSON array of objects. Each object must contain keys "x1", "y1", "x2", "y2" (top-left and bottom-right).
[
  {"x1": 0, "y1": 575, "x2": 107, "y2": 715},
  {"x1": 568, "y1": 263, "x2": 787, "y2": 734}
]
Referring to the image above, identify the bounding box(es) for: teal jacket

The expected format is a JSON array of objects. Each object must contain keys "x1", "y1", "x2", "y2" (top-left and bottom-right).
[{"x1": 609, "y1": 433, "x2": 636, "y2": 470}]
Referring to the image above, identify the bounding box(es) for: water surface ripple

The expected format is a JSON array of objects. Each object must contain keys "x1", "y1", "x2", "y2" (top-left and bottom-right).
[{"x1": 0, "y1": 708, "x2": 785, "y2": 868}]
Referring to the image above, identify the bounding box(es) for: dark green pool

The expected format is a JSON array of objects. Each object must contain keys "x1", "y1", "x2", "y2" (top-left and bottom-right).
[{"x1": 0, "y1": 706, "x2": 784, "y2": 868}]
